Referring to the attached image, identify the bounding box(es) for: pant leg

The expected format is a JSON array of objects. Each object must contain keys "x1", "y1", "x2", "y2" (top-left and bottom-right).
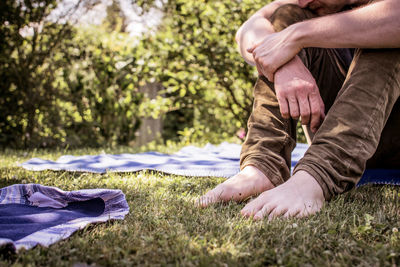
[
  {"x1": 294, "y1": 48, "x2": 400, "y2": 200},
  {"x1": 240, "y1": 4, "x2": 350, "y2": 186},
  {"x1": 367, "y1": 98, "x2": 400, "y2": 168},
  {"x1": 240, "y1": 76, "x2": 297, "y2": 186}
]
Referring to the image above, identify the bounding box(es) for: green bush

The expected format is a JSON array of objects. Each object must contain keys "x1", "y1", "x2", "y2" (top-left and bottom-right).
[
  {"x1": 0, "y1": 0, "x2": 145, "y2": 148},
  {"x1": 137, "y1": 0, "x2": 306, "y2": 144},
  {"x1": 57, "y1": 27, "x2": 144, "y2": 147},
  {"x1": 136, "y1": 0, "x2": 263, "y2": 143},
  {"x1": 0, "y1": 0, "x2": 306, "y2": 148}
]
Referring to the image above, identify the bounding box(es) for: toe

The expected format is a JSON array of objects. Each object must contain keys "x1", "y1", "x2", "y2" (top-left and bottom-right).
[
  {"x1": 268, "y1": 206, "x2": 289, "y2": 220},
  {"x1": 283, "y1": 208, "x2": 301, "y2": 218},
  {"x1": 197, "y1": 190, "x2": 219, "y2": 207},
  {"x1": 296, "y1": 206, "x2": 317, "y2": 218},
  {"x1": 253, "y1": 204, "x2": 276, "y2": 220},
  {"x1": 241, "y1": 193, "x2": 269, "y2": 217}
]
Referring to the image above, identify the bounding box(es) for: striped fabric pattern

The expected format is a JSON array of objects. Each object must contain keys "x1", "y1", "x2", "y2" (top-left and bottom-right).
[
  {"x1": 0, "y1": 184, "x2": 129, "y2": 252},
  {"x1": 21, "y1": 142, "x2": 245, "y2": 177},
  {"x1": 20, "y1": 142, "x2": 400, "y2": 186}
]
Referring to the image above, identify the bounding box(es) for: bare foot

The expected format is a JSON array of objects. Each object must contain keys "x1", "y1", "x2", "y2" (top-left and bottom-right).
[
  {"x1": 240, "y1": 170, "x2": 324, "y2": 220},
  {"x1": 197, "y1": 165, "x2": 274, "y2": 207}
]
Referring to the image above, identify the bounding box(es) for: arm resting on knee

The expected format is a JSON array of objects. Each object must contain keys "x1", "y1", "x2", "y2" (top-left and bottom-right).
[
  {"x1": 293, "y1": 0, "x2": 400, "y2": 49},
  {"x1": 235, "y1": 0, "x2": 298, "y2": 66}
]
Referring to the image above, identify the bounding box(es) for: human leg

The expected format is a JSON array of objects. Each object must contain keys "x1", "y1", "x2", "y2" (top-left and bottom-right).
[
  {"x1": 296, "y1": 48, "x2": 400, "y2": 201},
  {"x1": 198, "y1": 4, "x2": 350, "y2": 207},
  {"x1": 242, "y1": 48, "x2": 400, "y2": 219}
]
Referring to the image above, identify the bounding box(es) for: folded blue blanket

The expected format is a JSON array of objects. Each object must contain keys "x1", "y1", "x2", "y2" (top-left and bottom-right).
[
  {"x1": 0, "y1": 184, "x2": 129, "y2": 252},
  {"x1": 21, "y1": 142, "x2": 400, "y2": 186}
]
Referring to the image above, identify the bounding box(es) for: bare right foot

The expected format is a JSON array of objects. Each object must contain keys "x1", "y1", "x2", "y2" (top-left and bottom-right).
[
  {"x1": 197, "y1": 166, "x2": 275, "y2": 207},
  {"x1": 240, "y1": 170, "x2": 325, "y2": 220}
]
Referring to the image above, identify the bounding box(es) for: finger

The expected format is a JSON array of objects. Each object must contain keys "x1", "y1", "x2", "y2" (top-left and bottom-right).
[
  {"x1": 256, "y1": 63, "x2": 263, "y2": 76},
  {"x1": 319, "y1": 95, "x2": 326, "y2": 121},
  {"x1": 264, "y1": 62, "x2": 277, "y2": 82},
  {"x1": 288, "y1": 96, "x2": 300, "y2": 120},
  {"x1": 277, "y1": 94, "x2": 290, "y2": 119},
  {"x1": 298, "y1": 95, "x2": 311, "y2": 125},
  {"x1": 252, "y1": 52, "x2": 265, "y2": 77},
  {"x1": 309, "y1": 93, "x2": 322, "y2": 132},
  {"x1": 247, "y1": 43, "x2": 258, "y2": 53},
  {"x1": 257, "y1": 57, "x2": 274, "y2": 82},
  {"x1": 266, "y1": 72, "x2": 274, "y2": 83}
]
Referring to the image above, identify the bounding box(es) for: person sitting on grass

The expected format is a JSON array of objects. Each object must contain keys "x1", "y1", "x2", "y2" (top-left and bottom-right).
[{"x1": 198, "y1": 0, "x2": 400, "y2": 220}]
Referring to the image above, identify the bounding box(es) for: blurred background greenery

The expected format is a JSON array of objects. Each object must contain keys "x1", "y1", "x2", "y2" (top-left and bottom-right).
[{"x1": 0, "y1": 0, "x2": 305, "y2": 149}]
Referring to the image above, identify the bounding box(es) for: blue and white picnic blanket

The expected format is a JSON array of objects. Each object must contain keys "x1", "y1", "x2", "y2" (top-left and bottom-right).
[
  {"x1": 21, "y1": 142, "x2": 400, "y2": 186},
  {"x1": 22, "y1": 142, "x2": 244, "y2": 177},
  {"x1": 0, "y1": 184, "x2": 129, "y2": 252}
]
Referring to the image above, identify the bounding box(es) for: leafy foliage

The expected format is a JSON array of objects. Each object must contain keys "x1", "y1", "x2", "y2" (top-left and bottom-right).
[
  {"x1": 56, "y1": 27, "x2": 144, "y2": 147},
  {"x1": 135, "y1": 0, "x2": 268, "y2": 143},
  {"x1": 1, "y1": 0, "x2": 305, "y2": 148},
  {"x1": 0, "y1": 0, "x2": 74, "y2": 147},
  {"x1": 0, "y1": 0, "x2": 145, "y2": 148}
]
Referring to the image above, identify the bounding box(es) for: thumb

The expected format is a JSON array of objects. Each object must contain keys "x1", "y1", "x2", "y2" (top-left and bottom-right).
[{"x1": 247, "y1": 43, "x2": 258, "y2": 53}]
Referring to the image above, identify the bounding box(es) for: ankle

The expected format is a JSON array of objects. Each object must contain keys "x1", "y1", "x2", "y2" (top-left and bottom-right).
[
  {"x1": 293, "y1": 171, "x2": 324, "y2": 200},
  {"x1": 242, "y1": 165, "x2": 268, "y2": 177},
  {"x1": 242, "y1": 165, "x2": 275, "y2": 190}
]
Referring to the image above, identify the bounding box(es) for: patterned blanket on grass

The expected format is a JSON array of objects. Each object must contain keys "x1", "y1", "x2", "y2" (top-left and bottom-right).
[
  {"x1": 0, "y1": 184, "x2": 129, "y2": 252},
  {"x1": 21, "y1": 142, "x2": 400, "y2": 186}
]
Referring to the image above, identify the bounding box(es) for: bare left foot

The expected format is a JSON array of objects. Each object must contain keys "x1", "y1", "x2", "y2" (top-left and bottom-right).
[
  {"x1": 240, "y1": 170, "x2": 325, "y2": 220},
  {"x1": 197, "y1": 165, "x2": 274, "y2": 207}
]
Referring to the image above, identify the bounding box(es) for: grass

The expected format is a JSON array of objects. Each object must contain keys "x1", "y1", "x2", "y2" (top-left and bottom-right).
[{"x1": 1, "y1": 145, "x2": 400, "y2": 266}]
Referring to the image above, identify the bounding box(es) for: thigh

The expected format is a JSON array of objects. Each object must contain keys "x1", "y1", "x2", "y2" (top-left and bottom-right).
[
  {"x1": 295, "y1": 48, "x2": 400, "y2": 200},
  {"x1": 301, "y1": 47, "x2": 353, "y2": 142}
]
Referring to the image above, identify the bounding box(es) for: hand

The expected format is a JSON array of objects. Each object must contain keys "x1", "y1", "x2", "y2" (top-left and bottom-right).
[
  {"x1": 274, "y1": 56, "x2": 325, "y2": 132},
  {"x1": 247, "y1": 26, "x2": 301, "y2": 82}
]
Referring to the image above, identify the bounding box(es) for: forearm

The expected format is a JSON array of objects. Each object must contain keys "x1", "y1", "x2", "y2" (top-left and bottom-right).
[
  {"x1": 291, "y1": 0, "x2": 400, "y2": 49},
  {"x1": 236, "y1": 0, "x2": 297, "y2": 65}
]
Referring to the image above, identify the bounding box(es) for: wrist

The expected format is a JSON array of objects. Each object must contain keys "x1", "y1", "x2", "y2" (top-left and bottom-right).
[
  {"x1": 287, "y1": 22, "x2": 309, "y2": 50},
  {"x1": 276, "y1": 55, "x2": 303, "y2": 75}
]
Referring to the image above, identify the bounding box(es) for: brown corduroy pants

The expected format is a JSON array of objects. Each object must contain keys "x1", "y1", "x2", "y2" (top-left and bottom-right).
[{"x1": 240, "y1": 4, "x2": 400, "y2": 200}]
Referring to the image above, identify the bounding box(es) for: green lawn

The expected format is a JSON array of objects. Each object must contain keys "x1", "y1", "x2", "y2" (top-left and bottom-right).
[{"x1": 1, "y1": 146, "x2": 400, "y2": 266}]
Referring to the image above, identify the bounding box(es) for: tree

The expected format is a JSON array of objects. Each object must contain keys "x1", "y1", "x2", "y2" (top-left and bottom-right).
[
  {"x1": 134, "y1": 0, "x2": 266, "y2": 143},
  {"x1": 135, "y1": 0, "x2": 306, "y2": 143},
  {"x1": 0, "y1": 0, "x2": 144, "y2": 148},
  {"x1": 104, "y1": 0, "x2": 128, "y2": 33},
  {"x1": 0, "y1": 0, "x2": 94, "y2": 147},
  {"x1": 0, "y1": 0, "x2": 305, "y2": 148}
]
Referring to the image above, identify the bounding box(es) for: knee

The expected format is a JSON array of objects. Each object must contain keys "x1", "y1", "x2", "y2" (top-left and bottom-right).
[{"x1": 270, "y1": 4, "x2": 315, "y2": 32}]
